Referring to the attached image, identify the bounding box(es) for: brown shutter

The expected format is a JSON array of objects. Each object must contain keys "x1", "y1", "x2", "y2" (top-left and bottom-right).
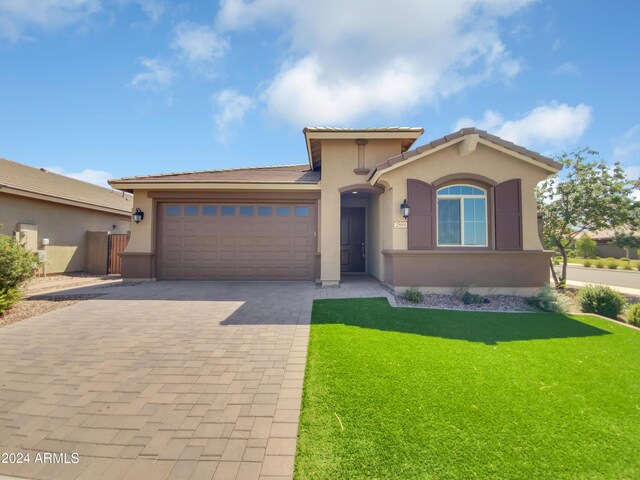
[
  {"x1": 407, "y1": 179, "x2": 435, "y2": 250},
  {"x1": 494, "y1": 179, "x2": 522, "y2": 250}
]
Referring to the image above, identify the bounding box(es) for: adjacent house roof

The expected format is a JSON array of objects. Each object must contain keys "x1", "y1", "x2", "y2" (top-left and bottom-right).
[
  {"x1": 303, "y1": 127, "x2": 424, "y2": 170},
  {"x1": 109, "y1": 164, "x2": 320, "y2": 192},
  {"x1": 0, "y1": 157, "x2": 132, "y2": 216},
  {"x1": 584, "y1": 227, "x2": 639, "y2": 241},
  {"x1": 369, "y1": 128, "x2": 563, "y2": 183}
]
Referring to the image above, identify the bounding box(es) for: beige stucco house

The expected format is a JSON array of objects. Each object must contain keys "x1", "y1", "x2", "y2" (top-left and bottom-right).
[
  {"x1": 1, "y1": 157, "x2": 132, "y2": 273},
  {"x1": 109, "y1": 127, "x2": 561, "y2": 294}
]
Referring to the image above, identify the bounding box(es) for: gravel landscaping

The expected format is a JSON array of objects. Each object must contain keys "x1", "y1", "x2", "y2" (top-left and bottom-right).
[
  {"x1": 394, "y1": 292, "x2": 536, "y2": 312},
  {"x1": 0, "y1": 294, "x2": 102, "y2": 328}
]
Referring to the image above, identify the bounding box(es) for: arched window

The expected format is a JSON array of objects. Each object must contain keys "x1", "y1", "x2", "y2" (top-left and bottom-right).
[{"x1": 437, "y1": 185, "x2": 487, "y2": 246}]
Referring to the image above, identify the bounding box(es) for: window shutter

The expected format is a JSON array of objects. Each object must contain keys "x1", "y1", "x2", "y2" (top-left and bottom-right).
[
  {"x1": 494, "y1": 179, "x2": 522, "y2": 250},
  {"x1": 407, "y1": 179, "x2": 435, "y2": 250}
]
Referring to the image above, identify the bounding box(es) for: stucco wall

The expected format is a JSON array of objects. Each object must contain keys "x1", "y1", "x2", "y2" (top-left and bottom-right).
[
  {"x1": 378, "y1": 143, "x2": 549, "y2": 251},
  {"x1": 319, "y1": 139, "x2": 404, "y2": 284},
  {"x1": 0, "y1": 192, "x2": 130, "y2": 273}
]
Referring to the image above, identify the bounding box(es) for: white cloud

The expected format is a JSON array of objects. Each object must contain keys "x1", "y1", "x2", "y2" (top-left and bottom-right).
[
  {"x1": 0, "y1": 0, "x2": 101, "y2": 41},
  {"x1": 613, "y1": 125, "x2": 640, "y2": 162},
  {"x1": 172, "y1": 21, "x2": 228, "y2": 74},
  {"x1": 453, "y1": 102, "x2": 592, "y2": 147},
  {"x1": 130, "y1": 57, "x2": 174, "y2": 93},
  {"x1": 553, "y1": 62, "x2": 580, "y2": 76},
  {"x1": 212, "y1": 88, "x2": 253, "y2": 142},
  {"x1": 216, "y1": 0, "x2": 535, "y2": 126},
  {"x1": 46, "y1": 167, "x2": 113, "y2": 188},
  {"x1": 128, "y1": 0, "x2": 165, "y2": 21}
]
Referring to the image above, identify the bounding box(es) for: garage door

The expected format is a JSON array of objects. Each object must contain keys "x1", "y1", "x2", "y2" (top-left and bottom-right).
[{"x1": 157, "y1": 203, "x2": 317, "y2": 280}]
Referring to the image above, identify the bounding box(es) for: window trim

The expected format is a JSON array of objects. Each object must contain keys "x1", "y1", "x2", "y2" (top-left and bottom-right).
[{"x1": 436, "y1": 184, "x2": 488, "y2": 247}]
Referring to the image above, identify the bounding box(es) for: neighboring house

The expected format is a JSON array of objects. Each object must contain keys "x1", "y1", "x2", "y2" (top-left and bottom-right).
[
  {"x1": 109, "y1": 127, "x2": 561, "y2": 295},
  {"x1": 0, "y1": 157, "x2": 132, "y2": 273},
  {"x1": 584, "y1": 228, "x2": 639, "y2": 259}
]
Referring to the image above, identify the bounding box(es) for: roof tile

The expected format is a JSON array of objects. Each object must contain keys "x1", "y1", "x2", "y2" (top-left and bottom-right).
[{"x1": 0, "y1": 157, "x2": 132, "y2": 214}]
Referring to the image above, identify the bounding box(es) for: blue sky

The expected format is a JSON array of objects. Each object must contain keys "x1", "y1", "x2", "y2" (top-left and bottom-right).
[{"x1": 1, "y1": 0, "x2": 639, "y2": 187}]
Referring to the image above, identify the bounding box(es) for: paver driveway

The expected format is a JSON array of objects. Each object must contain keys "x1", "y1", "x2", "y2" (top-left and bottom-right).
[{"x1": 0, "y1": 281, "x2": 318, "y2": 480}]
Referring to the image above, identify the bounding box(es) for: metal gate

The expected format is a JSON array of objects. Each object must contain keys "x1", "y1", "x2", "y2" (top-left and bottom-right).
[{"x1": 107, "y1": 234, "x2": 129, "y2": 274}]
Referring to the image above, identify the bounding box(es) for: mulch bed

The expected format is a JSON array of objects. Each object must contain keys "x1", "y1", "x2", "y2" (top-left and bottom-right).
[{"x1": 0, "y1": 294, "x2": 103, "y2": 328}]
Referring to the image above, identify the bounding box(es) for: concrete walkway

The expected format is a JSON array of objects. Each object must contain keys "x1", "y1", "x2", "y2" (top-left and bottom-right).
[{"x1": 0, "y1": 278, "x2": 391, "y2": 480}]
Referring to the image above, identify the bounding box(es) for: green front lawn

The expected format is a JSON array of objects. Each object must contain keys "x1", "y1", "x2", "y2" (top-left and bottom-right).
[{"x1": 295, "y1": 298, "x2": 640, "y2": 479}]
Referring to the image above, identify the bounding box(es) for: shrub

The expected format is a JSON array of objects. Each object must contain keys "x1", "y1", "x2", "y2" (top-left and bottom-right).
[
  {"x1": 577, "y1": 285, "x2": 627, "y2": 319},
  {"x1": 552, "y1": 257, "x2": 561, "y2": 266},
  {"x1": 626, "y1": 304, "x2": 640, "y2": 327},
  {"x1": 606, "y1": 258, "x2": 618, "y2": 269},
  {"x1": 575, "y1": 235, "x2": 597, "y2": 258},
  {"x1": 462, "y1": 292, "x2": 484, "y2": 305},
  {"x1": 402, "y1": 288, "x2": 424, "y2": 304},
  {"x1": 595, "y1": 260, "x2": 605, "y2": 268},
  {"x1": 0, "y1": 288, "x2": 21, "y2": 314},
  {"x1": 0, "y1": 233, "x2": 37, "y2": 314},
  {"x1": 566, "y1": 249, "x2": 577, "y2": 258},
  {"x1": 623, "y1": 262, "x2": 633, "y2": 270},
  {"x1": 583, "y1": 260, "x2": 592, "y2": 267},
  {"x1": 526, "y1": 283, "x2": 570, "y2": 313}
]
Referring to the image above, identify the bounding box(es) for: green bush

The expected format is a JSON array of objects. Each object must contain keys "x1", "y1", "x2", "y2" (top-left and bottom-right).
[
  {"x1": 552, "y1": 257, "x2": 561, "y2": 266},
  {"x1": 461, "y1": 292, "x2": 485, "y2": 305},
  {"x1": 0, "y1": 288, "x2": 21, "y2": 314},
  {"x1": 595, "y1": 260, "x2": 605, "y2": 268},
  {"x1": 0, "y1": 233, "x2": 38, "y2": 314},
  {"x1": 623, "y1": 262, "x2": 633, "y2": 270},
  {"x1": 575, "y1": 235, "x2": 597, "y2": 258},
  {"x1": 577, "y1": 285, "x2": 627, "y2": 319},
  {"x1": 566, "y1": 249, "x2": 577, "y2": 258},
  {"x1": 583, "y1": 260, "x2": 592, "y2": 267},
  {"x1": 526, "y1": 283, "x2": 570, "y2": 313},
  {"x1": 626, "y1": 304, "x2": 640, "y2": 327},
  {"x1": 606, "y1": 258, "x2": 618, "y2": 269},
  {"x1": 402, "y1": 288, "x2": 424, "y2": 304}
]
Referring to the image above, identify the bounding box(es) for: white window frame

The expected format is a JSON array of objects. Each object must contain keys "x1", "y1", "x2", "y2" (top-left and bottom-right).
[{"x1": 436, "y1": 184, "x2": 488, "y2": 247}]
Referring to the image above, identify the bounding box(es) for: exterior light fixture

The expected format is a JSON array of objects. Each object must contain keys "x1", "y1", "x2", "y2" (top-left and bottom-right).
[
  {"x1": 132, "y1": 208, "x2": 144, "y2": 224},
  {"x1": 400, "y1": 199, "x2": 410, "y2": 219}
]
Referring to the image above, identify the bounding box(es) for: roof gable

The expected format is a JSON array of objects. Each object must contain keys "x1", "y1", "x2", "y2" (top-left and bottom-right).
[
  {"x1": 303, "y1": 127, "x2": 423, "y2": 170},
  {"x1": 369, "y1": 128, "x2": 562, "y2": 184}
]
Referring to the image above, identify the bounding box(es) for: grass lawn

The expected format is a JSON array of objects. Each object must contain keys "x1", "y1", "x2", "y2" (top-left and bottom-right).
[{"x1": 295, "y1": 298, "x2": 640, "y2": 479}]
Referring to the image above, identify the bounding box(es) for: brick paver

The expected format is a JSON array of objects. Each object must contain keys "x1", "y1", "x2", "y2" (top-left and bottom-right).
[{"x1": 0, "y1": 277, "x2": 392, "y2": 480}]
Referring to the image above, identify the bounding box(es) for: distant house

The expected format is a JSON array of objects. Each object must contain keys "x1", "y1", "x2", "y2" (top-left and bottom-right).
[
  {"x1": 585, "y1": 228, "x2": 639, "y2": 259},
  {"x1": 0, "y1": 157, "x2": 132, "y2": 273}
]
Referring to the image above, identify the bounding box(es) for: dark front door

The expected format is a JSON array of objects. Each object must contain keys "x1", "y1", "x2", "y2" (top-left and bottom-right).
[{"x1": 340, "y1": 207, "x2": 365, "y2": 272}]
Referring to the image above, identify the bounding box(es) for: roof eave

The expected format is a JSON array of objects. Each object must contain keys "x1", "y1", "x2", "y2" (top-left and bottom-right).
[{"x1": 0, "y1": 185, "x2": 132, "y2": 216}]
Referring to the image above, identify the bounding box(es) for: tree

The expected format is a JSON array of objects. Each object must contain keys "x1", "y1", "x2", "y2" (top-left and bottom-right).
[
  {"x1": 610, "y1": 231, "x2": 640, "y2": 260},
  {"x1": 537, "y1": 148, "x2": 640, "y2": 288},
  {"x1": 574, "y1": 235, "x2": 597, "y2": 258}
]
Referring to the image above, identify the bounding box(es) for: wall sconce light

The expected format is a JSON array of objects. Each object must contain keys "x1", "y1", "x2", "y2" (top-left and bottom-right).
[
  {"x1": 132, "y1": 208, "x2": 144, "y2": 224},
  {"x1": 400, "y1": 199, "x2": 410, "y2": 219}
]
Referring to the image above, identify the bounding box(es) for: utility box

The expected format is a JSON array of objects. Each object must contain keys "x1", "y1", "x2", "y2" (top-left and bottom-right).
[
  {"x1": 16, "y1": 223, "x2": 38, "y2": 252},
  {"x1": 37, "y1": 250, "x2": 47, "y2": 263}
]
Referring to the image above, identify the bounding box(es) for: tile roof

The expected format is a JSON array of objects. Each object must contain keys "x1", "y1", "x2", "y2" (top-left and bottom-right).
[
  {"x1": 109, "y1": 164, "x2": 320, "y2": 185},
  {"x1": 0, "y1": 157, "x2": 132, "y2": 215},
  {"x1": 303, "y1": 126, "x2": 424, "y2": 133},
  {"x1": 583, "y1": 227, "x2": 639, "y2": 240},
  {"x1": 370, "y1": 128, "x2": 563, "y2": 179}
]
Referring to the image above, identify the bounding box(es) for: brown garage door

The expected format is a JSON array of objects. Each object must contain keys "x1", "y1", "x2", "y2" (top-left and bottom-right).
[{"x1": 157, "y1": 203, "x2": 317, "y2": 280}]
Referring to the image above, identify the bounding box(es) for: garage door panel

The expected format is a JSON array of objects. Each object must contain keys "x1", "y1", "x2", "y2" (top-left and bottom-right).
[{"x1": 159, "y1": 202, "x2": 316, "y2": 280}]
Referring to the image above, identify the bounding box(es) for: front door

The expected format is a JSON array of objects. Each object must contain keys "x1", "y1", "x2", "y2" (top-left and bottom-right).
[{"x1": 340, "y1": 207, "x2": 365, "y2": 272}]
